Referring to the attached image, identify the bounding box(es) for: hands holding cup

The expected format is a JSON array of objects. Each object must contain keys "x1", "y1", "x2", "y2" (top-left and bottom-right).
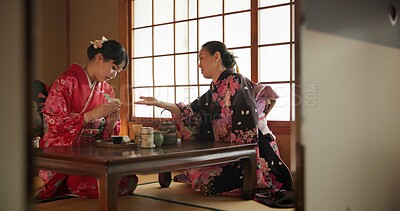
[{"x1": 84, "y1": 98, "x2": 121, "y2": 123}]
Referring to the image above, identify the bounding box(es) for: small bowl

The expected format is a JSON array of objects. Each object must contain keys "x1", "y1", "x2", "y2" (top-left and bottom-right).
[{"x1": 111, "y1": 136, "x2": 123, "y2": 144}]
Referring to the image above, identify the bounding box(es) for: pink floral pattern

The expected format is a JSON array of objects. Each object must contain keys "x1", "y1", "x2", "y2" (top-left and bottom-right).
[
  {"x1": 187, "y1": 165, "x2": 224, "y2": 191},
  {"x1": 174, "y1": 69, "x2": 293, "y2": 201},
  {"x1": 175, "y1": 102, "x2": 202, "y2": 140}
]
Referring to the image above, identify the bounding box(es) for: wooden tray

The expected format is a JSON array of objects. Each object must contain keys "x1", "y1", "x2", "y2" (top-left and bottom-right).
[{"x1": 95, "y1": 140, "x2": 137, "y2": 148}]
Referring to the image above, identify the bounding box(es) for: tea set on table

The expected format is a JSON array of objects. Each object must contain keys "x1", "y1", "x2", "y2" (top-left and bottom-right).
[{"x1": 96, "y1": 121, "x2": 178, "y2": 149}]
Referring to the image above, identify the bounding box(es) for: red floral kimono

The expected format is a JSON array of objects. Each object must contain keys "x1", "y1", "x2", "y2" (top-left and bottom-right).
[
  {"x1": 35, "y1": 64, "x2": 137, "y2": 199},
  {"x1": 174, "y1": 69, "x2": 294, "y2": 208}
]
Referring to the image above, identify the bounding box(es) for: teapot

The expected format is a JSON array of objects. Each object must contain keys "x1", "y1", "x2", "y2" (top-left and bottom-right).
[
  {"x1": 158, "y1": 121, "x2": 177, "y2": 145},
  {"x1": 158, "y1": 121, "x2": 176, "y2": 133}
]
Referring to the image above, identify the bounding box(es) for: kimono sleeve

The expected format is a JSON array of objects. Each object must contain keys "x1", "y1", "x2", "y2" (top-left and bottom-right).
[
  {"x1": 229, "y1": 75, "x2": 259, "y2": 143},
  {"x1": 174, "y1": 101, "x2": 202, "y2": 140},
  {"x1": 41, "y1": 75, "x2": 85, "y2": 147},
  {"x1": 101, "y1": 116, "x2": 121, "y2": 140},
  {"x1": 174, "y1": 91, "x2": 212, "y2": 141}
]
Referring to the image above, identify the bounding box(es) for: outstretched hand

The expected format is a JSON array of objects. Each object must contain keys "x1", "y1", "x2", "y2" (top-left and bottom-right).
[
  {"x1": 135, "y1": 96, "x2": 160, "y2": 107},
  {"x1": 136, "y1": 96, "x2": 181, "y2": 119}
]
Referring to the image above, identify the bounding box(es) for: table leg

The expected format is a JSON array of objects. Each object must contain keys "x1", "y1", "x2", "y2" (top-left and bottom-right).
[
  {"x1": 98, "y1": 173, "x2": 120, "y2": 211},
  {"x1": 158, "y1": 172, "x2": 172, "y2": 188},
  {"x1": 241, "y1": 152, "x2": 257, "y2": 200}
]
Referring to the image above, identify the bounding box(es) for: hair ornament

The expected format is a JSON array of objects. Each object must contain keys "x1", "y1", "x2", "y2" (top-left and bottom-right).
[{"x1": 90, "y1": 36, "x2": 108, "y2": 49}]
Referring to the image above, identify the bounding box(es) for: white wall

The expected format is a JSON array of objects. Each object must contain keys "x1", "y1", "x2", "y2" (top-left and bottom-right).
[
  {"x1": 301, "y1": 29, "x2": 400, "y2": 211},
  {"x1": 0, "y1": 0, "x2": 28, "y2": 210}
]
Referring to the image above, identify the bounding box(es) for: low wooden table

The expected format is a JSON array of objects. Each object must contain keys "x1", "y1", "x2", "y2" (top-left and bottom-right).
[{"x1": 33, "y1": 140, "x2": 257, "y2": 211}]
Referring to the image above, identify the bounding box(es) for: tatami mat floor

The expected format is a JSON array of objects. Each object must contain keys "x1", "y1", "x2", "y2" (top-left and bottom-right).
[{"x1": 34, "y1": 172, "x2": 294, "y2": 211}]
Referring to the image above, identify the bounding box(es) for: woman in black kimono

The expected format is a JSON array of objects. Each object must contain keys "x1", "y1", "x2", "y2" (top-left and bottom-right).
[{"x1": 136, "y1": 41, "x2": 294, "y2": 208}]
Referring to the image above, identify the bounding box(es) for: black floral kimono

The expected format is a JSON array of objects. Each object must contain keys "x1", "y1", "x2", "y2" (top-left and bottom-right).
[{"x1": 174, "y1": 69, "x2": 294, "y2": 207}]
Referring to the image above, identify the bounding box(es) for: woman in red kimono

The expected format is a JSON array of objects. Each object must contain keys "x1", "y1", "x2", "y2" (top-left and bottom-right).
[
  {"x1": 136, "y1": 41, "x2": 294, "y2": 207},
  {"x1": 35, "y1": 36, "x2": 138, "y2": 199}
]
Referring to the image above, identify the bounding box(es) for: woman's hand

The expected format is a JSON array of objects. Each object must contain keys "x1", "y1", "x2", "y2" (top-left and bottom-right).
[
  {"x1": 136, "y1": 96, "x2": 181, "y2": 119},
  {"x1": 84, "y1": 101, "x2": 121, "y2": 123},
  {"x1": 105, "y1": 108, "x2": 120, "y2": 125},
  {"x1": 135, "y1": 96, "x2": 161, "y2": 107},
  {"x1": 104, "y1": 108, "x2": 120, "y2": 133}
]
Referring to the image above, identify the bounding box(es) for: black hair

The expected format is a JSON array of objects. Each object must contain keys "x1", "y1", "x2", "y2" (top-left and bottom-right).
[
  {"x1": 201, "y1": 41, "x2": 236, "y2": 69},
  {"x1": 87, "y1": 39, "x2": 129, "y2": 70}
]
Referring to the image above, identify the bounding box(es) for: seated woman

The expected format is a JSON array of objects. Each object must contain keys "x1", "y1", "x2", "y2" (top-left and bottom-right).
[
  {"x1": 136, "y1": 41, "x2": 294, "y2": 207},
  {"x1": 35, "y1": 36, "x2": 138, "y2": 199},
  {"x1": 31, "y1": 79, "x2": 49, "y2": 141}
]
